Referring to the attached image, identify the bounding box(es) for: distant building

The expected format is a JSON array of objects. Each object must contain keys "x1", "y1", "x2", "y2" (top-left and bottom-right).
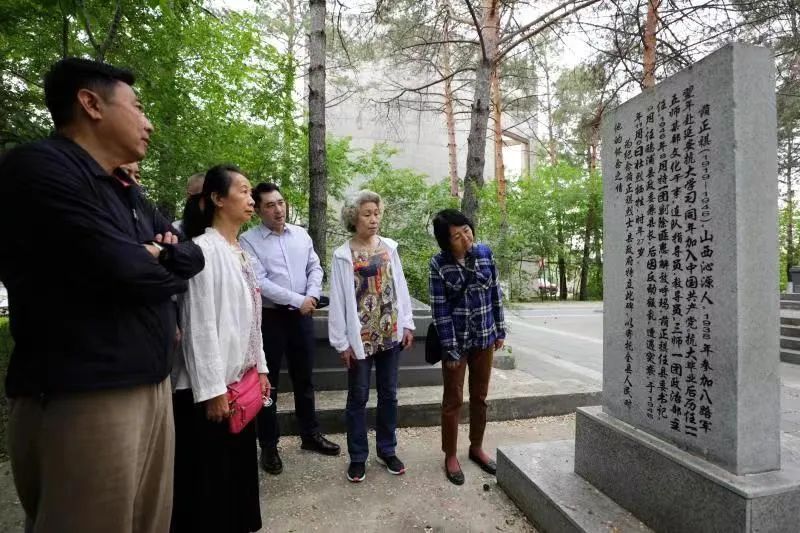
[{"x1": 326, "y1": 63, "x2": 537, "y2": 186}]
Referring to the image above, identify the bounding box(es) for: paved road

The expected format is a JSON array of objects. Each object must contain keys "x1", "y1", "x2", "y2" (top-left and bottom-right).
[
  {"x1": 504, "y1": 301, "x2": 800, "y2": 438},
  {"x1": 504, "y1": 303, "x2": 604, "y2": 386}
]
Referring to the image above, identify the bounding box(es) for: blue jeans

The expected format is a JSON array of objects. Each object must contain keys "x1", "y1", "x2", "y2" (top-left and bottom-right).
[{"x1": 345, "y1": 345, "x2": 400, "y2": 462}]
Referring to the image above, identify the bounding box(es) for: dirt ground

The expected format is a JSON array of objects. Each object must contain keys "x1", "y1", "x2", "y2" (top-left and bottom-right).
[{"x1": 0, "y1": 415, "x2": 576, "y2": 533}]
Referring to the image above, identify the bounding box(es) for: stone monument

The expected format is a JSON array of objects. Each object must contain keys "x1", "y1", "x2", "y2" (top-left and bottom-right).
[{"x1": 497, "y1": 43, "x2": 800, "y2": 532}]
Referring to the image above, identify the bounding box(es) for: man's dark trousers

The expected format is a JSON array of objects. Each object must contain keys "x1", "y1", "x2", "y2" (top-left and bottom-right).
[{"x1": 257, "y1": 308, "x2": 320, "y2": 449}]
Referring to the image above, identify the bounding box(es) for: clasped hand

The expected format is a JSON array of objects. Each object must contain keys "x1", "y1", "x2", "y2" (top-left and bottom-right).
[
  {"x1": 144, "y1": 231, "x2": 178, "y2": 258},
  {"x1": 340, "y1": 328, "x2": 413, "y2": 368},
  {"x1": 205, "y1": 373, "x2": 271, "y2": 423}
]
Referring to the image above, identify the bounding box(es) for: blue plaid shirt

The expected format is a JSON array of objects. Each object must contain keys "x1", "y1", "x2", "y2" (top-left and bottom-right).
[{"x1": 428, "y1": 243, "x2": 506, "y2": 361}]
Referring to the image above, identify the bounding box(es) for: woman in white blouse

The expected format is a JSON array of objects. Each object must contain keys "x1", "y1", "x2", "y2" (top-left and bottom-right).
[{"x1": 171, "y1": 164, "x2": 270, "y2": 533}]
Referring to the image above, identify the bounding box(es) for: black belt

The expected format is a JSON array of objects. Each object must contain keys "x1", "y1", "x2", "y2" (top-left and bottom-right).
[{"x1": 263, "y1": 305, "x2": 294, "y2": 311}]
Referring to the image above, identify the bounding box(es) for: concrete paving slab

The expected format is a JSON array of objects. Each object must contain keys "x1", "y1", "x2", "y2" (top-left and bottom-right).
[{"x1": 782, "y1": 362, "x2": 800, "y2": 439}]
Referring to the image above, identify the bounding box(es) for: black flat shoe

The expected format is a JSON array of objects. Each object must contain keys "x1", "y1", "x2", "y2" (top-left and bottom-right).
[
  {"x1": 260, "y1": 448, "x2": 283, "y2": 475},
  {"x1": 468, "y1": 451, "x2": 497, "y2": 476},
  {"x1": 445, "y1": 464, "x2": 465, "y2": 485},
  {"x1": 301, "y1": 433, "x2": 341, "y2": 456}
]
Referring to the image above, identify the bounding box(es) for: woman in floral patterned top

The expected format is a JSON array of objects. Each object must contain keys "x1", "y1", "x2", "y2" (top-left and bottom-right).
[{"x1": 328, "y1": 190, "x2": 416, "y2": 483}]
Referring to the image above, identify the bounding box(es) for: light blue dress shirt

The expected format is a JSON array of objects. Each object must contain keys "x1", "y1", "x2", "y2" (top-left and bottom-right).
[{"x1": 240, "y1": 223, "x2": 323, "y2": 309}]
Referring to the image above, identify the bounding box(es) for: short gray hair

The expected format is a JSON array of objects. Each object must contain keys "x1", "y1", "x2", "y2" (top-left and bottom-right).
[{"x1": 341, "y1": 189, "x2": 383, "y2": 233}]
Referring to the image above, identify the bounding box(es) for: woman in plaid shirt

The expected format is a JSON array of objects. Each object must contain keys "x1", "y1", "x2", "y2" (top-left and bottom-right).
[{"x1": 428, "y1": 209, "x2": 506, "y2": 485}]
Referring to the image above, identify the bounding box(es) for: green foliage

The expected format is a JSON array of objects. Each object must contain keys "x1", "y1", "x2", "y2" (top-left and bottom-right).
[
  {"x1": 341, "y1": 146, "x2": 605, "y2": 303},
  {"x1": 1, "y1": 1, "x2": 303, "y2": 217},
  {"x1": 779, "y1": 199, "x2": 799, "y2": 291},
  {"x1": 478, "y1": 161, "x2": 603, "y2": 301},
  {"x1": 0, "y1": 1, "x2": 609, "y2": 308}
]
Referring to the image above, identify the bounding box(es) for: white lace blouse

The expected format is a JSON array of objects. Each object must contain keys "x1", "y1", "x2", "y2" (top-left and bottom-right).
[{"x1": 174, "y1": 227, "x2": 268, "y2": 402}]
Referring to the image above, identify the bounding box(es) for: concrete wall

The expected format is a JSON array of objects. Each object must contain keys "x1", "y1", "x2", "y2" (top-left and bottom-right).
[{"x1": 326, "y1": 66, "x2": 534, "y2": 185}]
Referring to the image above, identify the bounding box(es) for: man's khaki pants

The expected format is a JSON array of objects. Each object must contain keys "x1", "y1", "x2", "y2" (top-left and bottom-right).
[{"x1": 9, "y1": 378, "x2": 174, "y2": 533}]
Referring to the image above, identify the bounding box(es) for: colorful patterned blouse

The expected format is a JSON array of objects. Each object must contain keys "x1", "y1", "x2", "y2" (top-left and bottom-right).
[
  {"x1": 352, "y1": 244, "x2": 398, "y2": 356},
  {"x1": 233, "y1": 244, "x2": 263, "y2": 370}
]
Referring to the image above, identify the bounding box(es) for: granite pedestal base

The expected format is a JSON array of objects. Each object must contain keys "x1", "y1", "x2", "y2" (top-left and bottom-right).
[
  {"x1": 498, "y1": 440, "x2": 652, "y2": 533},
  {"x1": 498, "y1": 406, "x2": 800, "y2": 532}
]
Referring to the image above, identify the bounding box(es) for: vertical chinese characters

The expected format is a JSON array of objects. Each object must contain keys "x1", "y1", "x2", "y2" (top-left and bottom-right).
[{"x1": 613, "y1": 84, "x2": 715, "y2": 437}]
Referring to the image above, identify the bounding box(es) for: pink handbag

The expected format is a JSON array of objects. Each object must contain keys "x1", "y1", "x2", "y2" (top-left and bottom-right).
[{"x1": 226, "y1": 367, "x2": 263, "y2": 434}]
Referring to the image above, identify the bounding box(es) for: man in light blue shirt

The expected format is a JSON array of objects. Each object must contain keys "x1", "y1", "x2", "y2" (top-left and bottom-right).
[{"x1": 240, "y1": 183, "x2": 340, "y2": 475}]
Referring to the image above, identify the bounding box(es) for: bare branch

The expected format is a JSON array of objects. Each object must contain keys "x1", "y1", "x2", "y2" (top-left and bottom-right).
[
  {"x1": 97, "y1": 0, "x2": 123, "y2": 62},
  {"x1": 326, "y1": 88, "x2": 357, "y2": 108},
  {"x1": 333, "y1": 0, "x2": 355, "y2": 69},
  {"x1": 500, "y1": 0, "x2": 598, "y2": 46},
  {"x1": 464, "y1": 0, "x2": 488, "y2": 60},
  {"x1": 2, "y1": 68, "x2": 43, "y2": 88},
  {"x1": 397, "y1": 38, "x2": 480, "y2": 52},
  {"x1": 498, "y1": 0, "x2": 603, "y2": 61},
  {"x1": 76, "y1": 0, "x2": 100, "y2": 54},
  {"x1": 442, "y1": 0, "x2": 474, "y2": 26},
  {"x1": 377, "y1": 67, "x2": 474, "y2": 104}
]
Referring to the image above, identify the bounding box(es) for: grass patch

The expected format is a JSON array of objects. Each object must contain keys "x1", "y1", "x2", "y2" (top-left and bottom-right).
[{"x1": 0, "y1": 317, "x2": 11, "y2": 461}]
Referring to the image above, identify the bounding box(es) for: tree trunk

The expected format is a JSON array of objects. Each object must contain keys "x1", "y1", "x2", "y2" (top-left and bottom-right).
[
  {"x1": 444, "y1": 76, "x2": 459, "y2": 197},
  {"x1": 308, "y1": 0, "x2": 328, "y2": 267},
  {"x1": 62, "y1": 15, "x2": 69, "y2": 58},
  {"x1": 286, "y1": 0, "x2": 299, "y2": 56},
  {"x1": 461, "y1": 0, "x2": 500, "y2": 224},
  {"x1": 578, "y1": 151, "x2": 594, "y2": 301},
  {"x1": 788, "y1": 130, "x2": 795, "y2": 280},
  {"x1": 77, "y1": 0, "x2": 122, "y2": 62},
  {"x1": 542, "y1": 51, "x2": 558, "y2": 166},
  {"x1": 557, "y1": 219, "x2": 568, "y2": 300},
  {"x1": 96, "y1": 0, "x2": 123, "y2": 62},
  {"x1": 642, "y1": 0, "x2": 661, "y2": 88},
  {"x1": 491, "y1": 36, "x2": 511, "y2": 282},
  {"x1": 593, "y1": 220, "x2": 603, "y2": 298},
  {"x1": 579, "y1": 117, "x2": 600, "y2": 300},
  {"x1": 492, "y1": 61, "x2": 505, "y2": 210},
  {"x1": 440, "y1": 4, "x2": 460, "y2": 197}
]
